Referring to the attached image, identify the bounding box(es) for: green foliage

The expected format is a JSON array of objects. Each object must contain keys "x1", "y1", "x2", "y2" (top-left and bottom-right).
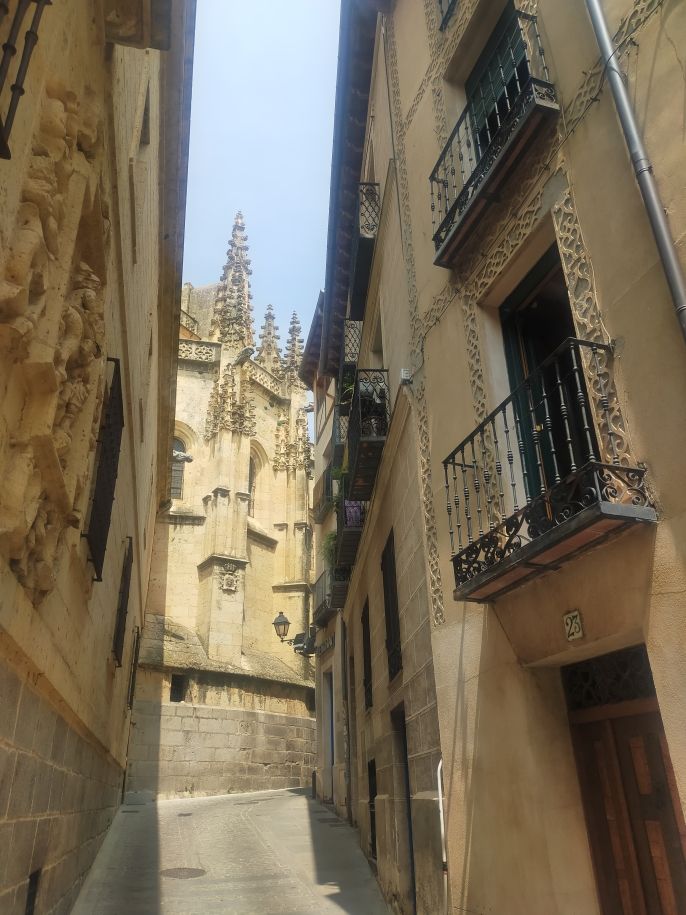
[{"x1": 321, "y1": 531, "x2": 338, "y2": 569}]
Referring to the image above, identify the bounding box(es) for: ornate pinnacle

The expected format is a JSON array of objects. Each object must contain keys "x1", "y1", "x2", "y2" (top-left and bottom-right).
[
  {"x1": 210, "y1": 212, "x2": 255, "y2": 350},
  {"x1": 283, "y1": 311, "x2": 304, "y2": 377},
  {"x1": 256, "y1": 304, "x2": 283, "y2": 376}
]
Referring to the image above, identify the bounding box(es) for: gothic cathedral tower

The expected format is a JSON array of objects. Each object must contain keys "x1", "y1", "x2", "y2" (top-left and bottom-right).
[{"x1": 127, "y1": 214, "x2": 316, "y2": 799}]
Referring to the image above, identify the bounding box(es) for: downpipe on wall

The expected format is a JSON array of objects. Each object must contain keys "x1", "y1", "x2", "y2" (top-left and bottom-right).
[
  {"x1": 437, "y1": 758, "x2": 448, "y2": 915},
  {"x1": 583, "y1": 0, "x2": 686, "y2": 345}
]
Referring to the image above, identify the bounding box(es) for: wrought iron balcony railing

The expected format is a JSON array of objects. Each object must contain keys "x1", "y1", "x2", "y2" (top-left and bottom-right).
[
  {"x1": 437, "y1": 0, "x2": 458, "y2": 31},
  {"x1": 313, "y1": 464, "x2": 334, "y2": 523},
  {"x1": 337, "y1": 476, "x2": 368, "y2": 567},
  {"x1": 350, "y1": 183, "x2": 381, "y2": 320},
  {"x1": 348, "y1": 369, "x2": 390, "y2": 501},
  {"x1": 0, "y1": 0, "x2": 52, "y2": 159},
  {"x1": 332, "y1": 404, "x2": 349, "y2": 470},
  {"x1": 313, "y1": 567, "x2": 350, "y2": 627},
  {"x1": 430, "y1": 11, "x2": 558, "y2": 267},
  {"x1": 442, "y1": 339, "x2": 656, "y2": 601},
  {"x1": 338, "y1": 320, "x2": 363, "y2": 418}
]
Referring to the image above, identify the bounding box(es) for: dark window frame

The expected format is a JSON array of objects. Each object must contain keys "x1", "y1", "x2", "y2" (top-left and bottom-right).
[
  {"x1": 112, "y1": 537, "x2": 134, "y2": 667},
  {"x1": 127, "y1": 626, "x2": 141, "y2": 710},
  {"x1": 170, "y1": 673, "x2": 186, "y2": 703},
  {"x1": 84, "y1": 358, "x2": 124, "y2": 582},
  {"x1": 170, "y1": 436, "x2": 186, "y2": 500},
  {"x1": 381, "y1": 530, "x2": 402, "y2": 681},
  {"x1": 361, "y1": 600, "x2": 373, "y2": 710}
]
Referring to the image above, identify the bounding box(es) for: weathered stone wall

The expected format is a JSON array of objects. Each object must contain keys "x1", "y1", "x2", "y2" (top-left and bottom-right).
[
  {"x1": 0, "y1": 664, "x2": 122, "y2": 914},
  {"x1": 127, "y1": 684, "x2": 316, "y2": 799}
]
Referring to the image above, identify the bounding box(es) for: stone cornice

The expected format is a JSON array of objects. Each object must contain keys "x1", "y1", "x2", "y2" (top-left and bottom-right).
[{"x1": 196, "y1": 553, "x2": 248, "y2": 573}]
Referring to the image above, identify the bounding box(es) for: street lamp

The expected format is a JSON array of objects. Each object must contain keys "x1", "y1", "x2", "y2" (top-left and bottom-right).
[
  {"x1": 272, "y1": 613, "x2": 316, "y2": 657},
  {"x1": 273, "y1": 612, "x2": 291, "y2": 642}
]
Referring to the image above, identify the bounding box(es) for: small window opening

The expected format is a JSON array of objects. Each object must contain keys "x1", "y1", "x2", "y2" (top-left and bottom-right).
[
  {"x1": 248, "y1": 457, "x2": 257, "y2": 516},
  {"x1": 140, "y1": 85, "x2": 151, "y2": 148},
  {"x1": 25, "y1": 869, "x2": 41, "y2": 915},
  {"x1": 170, "y1": 674, "x2": 186, "y2": 703},
  {"x1": 170, "y1": 437, "x2": 186, "y2": 500}
]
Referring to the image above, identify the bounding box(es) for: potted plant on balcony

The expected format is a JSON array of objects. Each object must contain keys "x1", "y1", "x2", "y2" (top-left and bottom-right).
[{"x1": 321, "y1": 531, "x2": 338, "y2": 571}]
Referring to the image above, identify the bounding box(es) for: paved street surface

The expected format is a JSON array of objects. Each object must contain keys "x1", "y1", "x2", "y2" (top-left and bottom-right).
[{"x1": 72, "y1": 788, "x2": 389, "y2": 914}]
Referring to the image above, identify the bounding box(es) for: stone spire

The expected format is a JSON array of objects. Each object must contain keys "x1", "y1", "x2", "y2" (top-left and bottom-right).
[
  {"x1": 255, "y1": 304, "x2": 283, "y2": 377},
  {"x1": 283, "y1": 312, "x2": 304, "y2": 379},
  {"x1": 209, "y1": 212, "x2": 255, "y2": 350}
]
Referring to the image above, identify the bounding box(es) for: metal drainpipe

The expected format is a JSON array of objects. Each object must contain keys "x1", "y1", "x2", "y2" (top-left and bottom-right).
[
  {"x1": 584, "y1": 0, "x2": 686, "y2": 344},
  {"x1": 437, "y1": 758, "x2": 448, "y2": 915}
]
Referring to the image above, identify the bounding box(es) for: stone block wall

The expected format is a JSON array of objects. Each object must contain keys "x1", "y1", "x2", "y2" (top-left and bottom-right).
[
  {"x1": 0, "y1": 665, "x2": 123, "y2": 915},
  {"x1": 127, "y1": 699, "x2": 316, "y2": 799}
]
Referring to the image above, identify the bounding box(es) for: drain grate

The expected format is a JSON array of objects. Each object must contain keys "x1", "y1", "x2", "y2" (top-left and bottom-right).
[
  {"x1": 160, "y1": 867, "x2": 206, "y2": 879},
  {"x1": 177, "y1": 812, "x2": 193, "y2": 817},
  {"x1": 120, "y1": 810, "x2": 139, "y2": 814}
]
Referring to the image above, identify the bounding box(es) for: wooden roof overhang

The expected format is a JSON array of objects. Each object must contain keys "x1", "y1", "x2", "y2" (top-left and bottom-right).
[{"x1": 318, "y1": 0, "x2": 380, "y2": 380}]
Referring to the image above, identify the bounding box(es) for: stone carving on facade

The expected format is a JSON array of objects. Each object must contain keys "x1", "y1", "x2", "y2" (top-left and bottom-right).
[
  {"x1": 204, "y1": 363, "x2": 256, "y2": 440},
  {"x1": 255, "y1": 304, "x2": 284, "y2": 379},
  {"x1": 52, "y1": 262, "x2": 105, "y2": 465},
  {"x1": 209, "y1": 212, "x2": 255, "y2": 350},
  {"x1": 178, "y1": 341, "x2": 219, "y2": 363},
  {"x1": 282, "y1": 312, "x2": 305, "y2": 387},
  {"x1": 0, "y1": 76, "x2": 107, "y2": 604},
  {"x1": 217, "y1": 560, "x2": 239, "y2": 594}
]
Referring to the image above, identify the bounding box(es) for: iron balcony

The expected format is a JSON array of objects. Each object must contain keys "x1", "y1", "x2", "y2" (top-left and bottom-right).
[
  {"x1": 313, "y1": 567, "x2": 350, "y2": 628},
  {"x1": 442, "y1": 338, "x2": 657, "y2": 601},
  {"x1": 430, "y1": 11, "x2": 559, "y2": 268},
  {"x1": 349, "y1": 183, "x2": 380, "y2": 320},
  {"x1": 337, "y1": 320, "x2": 363, "y2": 418},
  {"x1": 313, "y1": 464, "x2": 334, "y2": 523},
  {"x1": 332, "y1": 405, "x2": 349, "y2": 470},
  {"x1": 336, "y1": 475, "x2": 368, "y2": 567},
  {"x1": 347, "y1": 369, "x2": 390, "y2": 501}
]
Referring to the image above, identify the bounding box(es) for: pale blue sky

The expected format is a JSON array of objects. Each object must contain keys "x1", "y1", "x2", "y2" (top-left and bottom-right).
[{"x1": 182, "y1": 0, "x2": 341, "y2": 341}]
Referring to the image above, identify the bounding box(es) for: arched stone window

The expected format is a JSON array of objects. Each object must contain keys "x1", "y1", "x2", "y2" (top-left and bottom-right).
[
  {"x1": 170, "y1": 436, "x2": 186, "y2": 500},
  {"x1": 248, "y1": 457, "x2": 257, "y2": 517}
]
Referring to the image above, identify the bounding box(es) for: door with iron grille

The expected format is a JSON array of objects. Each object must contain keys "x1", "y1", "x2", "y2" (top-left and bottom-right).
[{"x1": 564, "y1": 647, "x2": 686, "y2": 914}]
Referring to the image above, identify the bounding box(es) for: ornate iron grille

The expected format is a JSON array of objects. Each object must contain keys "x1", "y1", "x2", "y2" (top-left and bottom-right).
[
  {"x1": 562, "y1": 645, "x2": 655, "y2": 712},
  {"x1": 112, "y1": 537, "x2": 133, "y2": 667},
  {"x1": 85, "y1": 358, "x2": 125, "y2": 582},
  {"x1": 442, "y1": 339, "x2": 654, "y2": 596},
  {"x1": 337, "y1": 475, "x2": 368, "y2": 534},
  {"x1": 347, "y1": 369, "x2": 390, "y2": 499},
  {"x1": 0, "y1": 0, "x2": 51, "y2": 159},
  {"x1": 127, "y1": 626, "x2": 141, "y2": 709},
  {"x1": 332, "y1": 404, "x2": 349, "y2": 470},
  {"x1": 358, "y1": 183, "x2": 380, "y2": 238},
  {"x1": 437, "y1": 0, "x2": 458, "y2": 31},
  {"x1": 430, "y1": 10, "x2": 556, "y2": 250},
  {"x1": 313, "y1": 463, "x2": 334, "y2": 521},
  {"x1": 342, "y1": 319, "x2": 363, "y2": 366},
  {"x1": 313, "y1": 568, "x2": 332, "y2": 624}
]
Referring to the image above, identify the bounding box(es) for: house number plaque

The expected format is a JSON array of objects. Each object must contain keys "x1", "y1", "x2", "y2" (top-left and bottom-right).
[{"x1": 563, "y1": 609, "x2": 584, "y2": 642}]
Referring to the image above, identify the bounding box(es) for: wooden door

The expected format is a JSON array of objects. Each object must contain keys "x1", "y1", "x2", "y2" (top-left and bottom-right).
[{"x1": 572, "y1": 706, "x2": 686, "y2": 914}]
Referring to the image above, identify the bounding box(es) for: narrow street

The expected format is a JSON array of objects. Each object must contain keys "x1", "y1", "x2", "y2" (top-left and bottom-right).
[{"x1": 72, "y1": 789, "x2": 389, "y2": 915}]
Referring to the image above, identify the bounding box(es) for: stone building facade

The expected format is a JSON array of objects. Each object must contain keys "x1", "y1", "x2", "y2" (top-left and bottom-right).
[
  {"x1": 304, "y1": 0, "x2": 686, "y2": 913},
  {"x1": 127, "y1": 214, "x2": 316, "y2": 800},
  {"x1": 0, "y1": 1, "x2": 195, "y2": 912}
]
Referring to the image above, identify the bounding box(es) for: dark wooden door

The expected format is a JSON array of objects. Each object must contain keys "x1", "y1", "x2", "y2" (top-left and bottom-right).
[{"x1": 572, "y1": 706, "x2": 686, "y2": 914}]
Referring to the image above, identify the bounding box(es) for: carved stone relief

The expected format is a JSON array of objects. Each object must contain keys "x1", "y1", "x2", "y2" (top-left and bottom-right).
[
  {"x1": 0, "y1": 78, "x2": 106, "y2": 604},
  {"x1": 218, "y1": 561, "x2": 239, "y2": 594},
  {"x1": 204, "y1": 363, "x2": 256, "y2": 439}
]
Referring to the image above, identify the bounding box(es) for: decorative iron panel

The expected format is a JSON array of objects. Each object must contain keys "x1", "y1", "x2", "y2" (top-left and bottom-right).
[
  {"x1": 0, "y1": 0, "x2": 52, "y2": 159},
  {"x1": 85, "y1": 359, "x2": 124, "y2": 582},
  {"x1": 442, "y1": 339, "x2": 654, "y2": 594},
  {"x1": 430, "y1": 11, "x2": 556, "y2": 250},
  {"x1": 358, "y1": 183, "x2": 380, "y2": 238},
  {"x1": 562, "y1": 645, "x2": 655, "y2": 712},
  {"x1": 112, "y1": 537, "x2": 133, "y2": 667},
  {"x1": 436, "y1": 0, "x2": 458, "y2": 31}
]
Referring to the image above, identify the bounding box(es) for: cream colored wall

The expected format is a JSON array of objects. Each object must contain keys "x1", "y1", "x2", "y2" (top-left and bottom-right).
[
  {"x1": 379, "y1": 0, "x2": 686, "y2": 912},
  {"x1": 0, "y1": 1, "x2": 170, "y2": 767}
]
